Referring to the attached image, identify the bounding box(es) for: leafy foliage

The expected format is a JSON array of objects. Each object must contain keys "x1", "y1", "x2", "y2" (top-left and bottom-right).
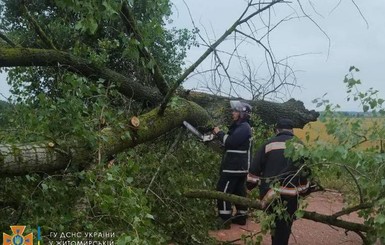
[
  {"x1": 0, "y1": 0, "x2": 208, "y2": 243},
  {"x1": 0, "y1": 63, "x2": 219, "y2": 244},
  {"x1": 129, "y1": 132, "x2": 220, "y2": 244},
  {"x1": 1, "y1": 0, "x2": 384, "y2": 243},
  {"x1": 0, "y1": 100, "x2": 10, "y2": 126},
  {"x1": 0, "y1": 0, "x2": 195, "y2": 98},
  {"x1": 0, "y1": 160, "x2": 168, "y2": 244},
  {"x1": 290, "y1": 68, "x2": 385, "y2": 243},
  {"x1": 0, "y1": 129, "x2": 220, "y2": 244}
]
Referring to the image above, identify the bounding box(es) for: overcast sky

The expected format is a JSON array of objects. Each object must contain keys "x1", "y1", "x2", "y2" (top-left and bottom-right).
[
  {"x1": 1, "y1": 0, "x2": 384, "y2": 111},
  {"x1": 168, "y1": 0, "x2": 385, "y2": 111}
]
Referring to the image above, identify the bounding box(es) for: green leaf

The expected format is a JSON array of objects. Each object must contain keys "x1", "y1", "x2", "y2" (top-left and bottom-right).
[
  {"x1": 295, "y1": 209, "x2": 304, "y2": 219},
  {"x1": 145, "y1": 213, "x2": 155, "y2": 220},
  {"x1": 41, "y1": 183, "x2": 48, "y2": 191},
  {"x1": 74, "y1": 21, "x2": 82, "y2": 31},
  {"x1": 102, "y1": 0, "x2": 118, "y2": 15},
  {"x1": 375, "y1": 215, "x2": 385, "y2": 225},
  {"x1": 126, "y1": 177, "x2": 133, "y2": 184},
  {"x1": 107, "y1": 173, "x2": 113, "y2": 181},
  {"x1": 120, "y1": 131, "x2": 131, "y2": 141}
]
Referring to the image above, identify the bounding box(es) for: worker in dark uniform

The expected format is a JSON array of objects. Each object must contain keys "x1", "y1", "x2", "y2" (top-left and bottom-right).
[
  {"x1": 213, "y1": 100, "x2": 252, "y2": 229},
  {"x1": 247, "y1": 118, "x2": 310, "y2": 245}
]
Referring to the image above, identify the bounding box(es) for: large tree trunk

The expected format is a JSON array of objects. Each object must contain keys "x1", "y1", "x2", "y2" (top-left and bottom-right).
[
  {"x1": 0, "y1": 99, "x2": 209, "y2": 176},
  {"x1": 0, "y1": 47, "x2": 318, "y2": 128},
  {"x1": 0, "y1": 93, "x2": 319, "y2": 176},
  {"x1": 0, "y1": 47, "x2": 163, "y2": 103},
  {"x1": 0, "y1": 142, "x2": 67, "y2": 175},
  {"x1": 0, "y1": 45, "x2": 320, "y2": 176},
  {"x1": 185, "y1": 91, "x2": 319, "y2": 128}
]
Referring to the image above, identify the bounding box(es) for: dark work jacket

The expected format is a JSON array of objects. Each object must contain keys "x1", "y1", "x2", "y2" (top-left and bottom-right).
[
  {"x1": 216, "y1": 119, "x2": 252, "y2": 176},
  {"x1": 249, "y1": 131, "x2": 307, "y2": 198}
]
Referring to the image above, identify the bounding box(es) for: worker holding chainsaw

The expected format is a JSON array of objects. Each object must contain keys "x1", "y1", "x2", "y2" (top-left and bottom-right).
[
  {"x1": 212, "y1": 100, "x2": 253, "y2": 229},
  {"x1": 247, "y1": 118, "x2": 311, "y2": 245}
]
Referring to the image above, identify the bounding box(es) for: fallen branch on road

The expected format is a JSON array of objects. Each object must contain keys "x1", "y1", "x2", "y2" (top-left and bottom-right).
[{"x1": 184, "y1": 189, "x2": 373, "y2": 244}]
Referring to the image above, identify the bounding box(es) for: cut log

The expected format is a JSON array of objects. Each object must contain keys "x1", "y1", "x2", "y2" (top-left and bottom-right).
[{"x1": 130, "y1": 116, "x2": 140, "y2": 128}]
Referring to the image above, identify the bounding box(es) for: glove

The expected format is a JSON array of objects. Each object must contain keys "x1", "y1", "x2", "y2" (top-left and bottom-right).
[{"x1": 247, "y1": 181, "x2": 257, "y2": 191}]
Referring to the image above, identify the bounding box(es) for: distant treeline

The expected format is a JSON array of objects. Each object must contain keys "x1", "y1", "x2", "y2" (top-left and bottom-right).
[{"x1": 319, "y1": 111, "x2": 385, "y2": 118}]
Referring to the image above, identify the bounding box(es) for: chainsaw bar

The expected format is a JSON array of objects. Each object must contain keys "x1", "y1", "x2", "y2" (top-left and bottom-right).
[{"x1": 183, "y1": 121, "x2": 215, "y2": 142}]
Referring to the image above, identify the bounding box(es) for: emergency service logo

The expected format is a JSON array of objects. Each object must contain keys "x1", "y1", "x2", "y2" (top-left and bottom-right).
[{"x1": 2, "y1": 226, "x2": 33, "y2": 245}]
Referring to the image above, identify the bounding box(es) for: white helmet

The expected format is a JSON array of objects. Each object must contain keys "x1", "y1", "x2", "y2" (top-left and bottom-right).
[{"x1": 230, "y1": 100, "x2": 252, "y2": 118}]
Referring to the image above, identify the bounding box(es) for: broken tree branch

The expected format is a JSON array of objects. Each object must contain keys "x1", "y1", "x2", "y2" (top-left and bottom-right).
[
  {"x1": 184, "y1": 189, "x2": 372, "y2": 242},
  {"x1": 22, "y1": 4, "x2": 57, "y2": 50},
  {"x1": 331, "y1": 202, "x2": 373, "y2": 219},
  {"x1": 0, "y1": 47, "x2": 163, "y2": 103},
  {"x1": 120, "y1": 2, "x2": 169, "y2": 96},
  {"x1": 0, "y1": 32, "x2": 17, "y2": 47}
]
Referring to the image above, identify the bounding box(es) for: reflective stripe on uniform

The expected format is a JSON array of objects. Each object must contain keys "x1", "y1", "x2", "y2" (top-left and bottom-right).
[
  {"x1": 223, "y1": 170, "x2": 248, "y2": 174},
  {"x1": 223, "y1": 134, "x2": 229, "y2": 144},
  {"x1": 226, "y1": 150, "x2": 248, "y2": 153},
  {"x1": 247, "y1": 137, "x2": 252, "y2": 170},
  {"x1": 265, "y1": 142, "x2": 286, "y2": 153},
  {"x1": 222, "y1": 181, "x2": 230, "y2": 214}
]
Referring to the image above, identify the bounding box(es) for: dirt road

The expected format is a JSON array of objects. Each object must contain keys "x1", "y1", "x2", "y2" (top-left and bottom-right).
[{"x1": 210, "y1": 191, "x2": 366, "y2": 244}]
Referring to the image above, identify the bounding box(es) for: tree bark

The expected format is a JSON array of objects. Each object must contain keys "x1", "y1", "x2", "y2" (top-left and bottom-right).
[
  {"x1": 185, "y1": 91, "x2": 319, "y2": 128},
  {"x1": 0, "y1": 99, "x2": 209, "y2": 176},
  {"x1": 0, "y1": 47, "x2": 163, "y2": 103},
  {"x1": 0, "y1": 142, "x2": 68, "y2": 175},
  {"x1": 0, "y1": 92, "x2": 319, "y2": 175},
  {"x1": 0, "y1": 48, "x2": 319, "y2": 128}
]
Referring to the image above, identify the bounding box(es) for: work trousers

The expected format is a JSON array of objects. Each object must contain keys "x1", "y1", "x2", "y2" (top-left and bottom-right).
[
  {"x1": 270, "y1": 195, "x2": 298, "y2": 245},
  {"x1": 216, "y1": 174, "x2": 247, "y2": 221}
]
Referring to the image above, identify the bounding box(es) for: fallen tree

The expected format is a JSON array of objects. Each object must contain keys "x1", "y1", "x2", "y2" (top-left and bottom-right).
[
  {"x1": 3, "y1": 1, "x2": 381, "y2": 244},
  {"x1": 0, "y1": 95, "x2": 318, "y2": 175},
  {"x1": 0, "y1": 98, "x2": 210, "y2": 175},
  {"x1": 185, "y1": 91, "x2": 319, "y2": 128},
  {"x1": 0, "y1": 0, "x2": 319, "y2": 177}
]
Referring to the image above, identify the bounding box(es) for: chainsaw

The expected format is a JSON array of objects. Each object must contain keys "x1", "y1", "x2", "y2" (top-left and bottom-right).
[{"x1": 183, "y1": 121, "x2": 215, "y2": 142}]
